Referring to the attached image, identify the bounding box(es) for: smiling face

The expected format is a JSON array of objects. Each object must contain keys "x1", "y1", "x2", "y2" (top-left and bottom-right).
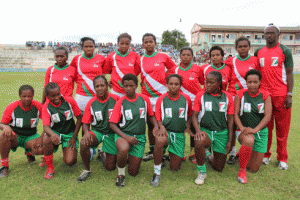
[
  {"x1": 246, "y1": 74, "x2": 260, "y2": 94},
  {"x1": 94, "y1": 78, "x2": 108, "y2": 99},
  {"x1": 167, "y1": 76, "x2": 181, "y2": 96},
  {"x1": 83, "y1": 40, "x2": 95, "y2": 57},
  {"x1": 47, "y1": 87, "x2": 61, "y2": 105},
  {"x1": 123, "y1": 80, "x2": 137, "y2": 98},
  {"x1": 210, "y1": 49, "x2": 223, "y2": 66},
  {"x1": 236, "y1": 40, "x2": 250, "y2": 58},
  {"x1": 118, "y1": 37, "x2": 131, "y2": 55},
  {"x1": 55, "y1": 50, "x2": 68, "y2": 66},
  {"x1": 143, "y1": 36, "x2": 156, "y2": 53},
  {"x1": 205, "y1": 73, "x2": 220, "y2": 94},
  {"x1": 20, "y1": 90, "x2": 34, "y2": 108}
]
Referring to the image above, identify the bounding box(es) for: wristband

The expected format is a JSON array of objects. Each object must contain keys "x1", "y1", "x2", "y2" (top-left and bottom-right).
[{"x1": 287, "y1": 92, "x2": 293, "y2": 97}]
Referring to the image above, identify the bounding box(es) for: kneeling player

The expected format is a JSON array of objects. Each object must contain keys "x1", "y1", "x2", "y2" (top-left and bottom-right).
[
  {"x1": 150, "y1": 74, "x2": 192, "y2": 186},
  {"x1": 191, "y1": 71, "x2": 234, "y2": 185},
  {"x1": 109, "y1": 74, "x2": 159, "y2": 187},
  {"x1": 0, "y1": 85, "x2": 44, "y2": 177},
  {"x1": 42, "y1": 82, "x2": 82, "y2": 179},
  {"x1": 77, "y1": 75, "x2": 120, "y2": 182},
  {"x1": 234, "y1": 69, "x2": 272, "y2": 184}
]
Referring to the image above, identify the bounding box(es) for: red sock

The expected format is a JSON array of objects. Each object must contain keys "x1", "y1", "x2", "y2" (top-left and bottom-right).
[
  {"x1": 1, "y1": 158, "x2": 9, "y2": 168},
  {"x1": 239, "y1": 145, "x2": 252, "y2": 170},
  {"x1": 27, "y1": 152, "x2": 33, "y2": 156},
  {"x1": 44, "y1": 155, "x2": 54, "y2": 169}
]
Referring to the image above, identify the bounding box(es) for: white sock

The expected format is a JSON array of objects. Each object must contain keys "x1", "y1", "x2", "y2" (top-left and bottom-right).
[
  {"x1": 154, "y1": 164, "x2": 162, "y2": 175},
  {"x1": 118, "y1": 167, "x2": 125, "y2": 176},
  {"x1": 230, "y1": 146, "x2": 236, "y2": 156}
]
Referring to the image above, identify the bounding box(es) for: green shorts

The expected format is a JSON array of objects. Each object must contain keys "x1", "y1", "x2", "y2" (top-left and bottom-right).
[
  {"x1": 201, "y1": 127, "x2": 229, "y2": 154},
  {"x1": 90, "y1": 130, "x2": 117, "y2": 155},
  {"x1": 52, "y1": 131, "x2": 79, "y2": 153},
  {"x1": 11, "y1": 133, "x2": 40, "y2": 153},
  {"x1": 163, "y1": 132, "x2": 185, "y2": 158},
  {"x1": 237, "y1": 127, "x2": 268, "y2": 153},
  {"x1": 115, "y1": 134, "x2": 146, "y2": 158}
]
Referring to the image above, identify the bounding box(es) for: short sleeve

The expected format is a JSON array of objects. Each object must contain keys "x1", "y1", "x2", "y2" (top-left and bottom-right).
[
  {"x1": 199, "y1": 65, "x2": 205, "y2": 85},
  {"x1": 261, "y1": 90, "x2": 271, "y2": 101},
  {"x1": 103, "y1": 53, "x2": 114, "y2": 74},
  {"x1": 236, "y1": 89, "x2": 246, "y2": 100},
  {"x1": 134, "y1": 53, "x2": 141, "y2": 76},
  {"x1": 109, "y1": 98, "x2": 123, "y2": 123},
  {"x1": 44, "y1": 67, "x2": 52, "y2": 87},
  {"x1": 193, "y1": 92, "x2": 204, "y2": 112},
  {"x1": 65, "y1": 97, "x2": 82, "y2": 116},
  {"x1": 70, "y1": 55, "x2": 78, "y2": 68},
  {"x1": 82, "y1": 99, "x2": 94, "y2": 124},
  {"x1": 42, "y1": 101, "x2": 51, "y2": 126},
  {"x1": 226, "y1": 93, "x2": 234, "y2": 115},
  {"x1": 1, "y1": 102, "x2": 18, "y2": 124},
  {"x1": 142, "y1": 95, "x2": 154, "y2": 116},
  {"x1": 164, "y1": 54, "x2": 176, "y2": 70},
  {"x1": 155, "y1": 96, "x2": 163, "y2": 121},
  {"x1": 223, "y1": 57, "x2": 233, "y2": 68},
  {"x1": 33, "y1": 101, "x2": 43, "y2": 119},
  {"x1": 282, "y1": 45, "x2": 294, "y2": 68}
]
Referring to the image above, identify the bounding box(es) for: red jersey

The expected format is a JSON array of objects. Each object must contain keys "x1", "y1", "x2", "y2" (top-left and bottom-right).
[
  {"x1": 254, "y1": 43, "x2": 293, "y2": 96},
  {"x1": 174, "y1": 63, "x2": 203, "y2": 102},
  {"x1": 103, "y1": 50, "x2": 141, "y2": 94},
  {"x1": 44, "y1": 64, "x2": 76, "y2": 97},
  {"x1": 224, "y1": 55, "x2": 258, "y2": 96},
  {"x1": 200, "y1": 63, "x2": 232, "y2": 91},
  {"x1": 141, "y1": 52, "x2": 176, "y2": 97},
  {"x1": 70, "y1": 54, "x2": 105, "y2": 97}
]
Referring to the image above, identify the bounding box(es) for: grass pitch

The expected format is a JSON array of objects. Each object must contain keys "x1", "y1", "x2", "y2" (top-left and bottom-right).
[{"x1": 0, "y1": 72, "x2": 299, "y2": 199}]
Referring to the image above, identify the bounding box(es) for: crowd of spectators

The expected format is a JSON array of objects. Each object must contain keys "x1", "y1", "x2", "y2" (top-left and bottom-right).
[{"x1": 25, "y1": 41, "x2": 46, "y2": 50}]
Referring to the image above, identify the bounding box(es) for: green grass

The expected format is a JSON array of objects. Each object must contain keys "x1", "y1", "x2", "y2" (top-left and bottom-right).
[{"x1": 0, "y1": 72, "x2": 299, "y2": 199}]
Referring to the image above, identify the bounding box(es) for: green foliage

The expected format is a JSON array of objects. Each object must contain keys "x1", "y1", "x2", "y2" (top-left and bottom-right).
[
  {"x1": 0, "y1": 72, "x2": 299, "y2": 199},
  {"x1": 161, "y1": 29, "x2": 190, "y2": 50}
]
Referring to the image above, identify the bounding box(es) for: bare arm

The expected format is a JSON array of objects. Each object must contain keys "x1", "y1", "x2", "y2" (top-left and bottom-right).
[
  {"x1": 42, "y1": 89, "x2": 46, "y2": 104},
  {"x1": 191, "y1": 111, "x2": 201, "y2": 134},
  {"x1": 72, "y1": 115, "x2": 82, "y2": 139},
  {"x1": 285, "y1": 67, "x2": 293, "y2": 109}
]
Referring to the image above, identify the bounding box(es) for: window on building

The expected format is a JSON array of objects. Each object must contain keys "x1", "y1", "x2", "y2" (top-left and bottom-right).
[
  {"x1": 212, "y1": 34, "x2": 215, "y2": 42},
  {"x1": 290, "y1": 35, "x2": 293, "y2": 40},
  {"x1": 226, "y1": 34, "x2": 229, "y2": 39},
  {"x1": 246, "y1": 35, "x2": 251, "y2": 39},
  {"x1": 217, "y1": 34, "x2": 222, "y2": 39},
  {"x1": 296, "y1": 33, "x2": 300, "y2": 41},
  {"x1": 255, "y1": 35, "x2": 263, "y2": 40}
]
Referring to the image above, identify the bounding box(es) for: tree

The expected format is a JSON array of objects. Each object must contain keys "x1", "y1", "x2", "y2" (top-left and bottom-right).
[{"x1": 161, "y1": 29, "x2": 190, "y2": 51}]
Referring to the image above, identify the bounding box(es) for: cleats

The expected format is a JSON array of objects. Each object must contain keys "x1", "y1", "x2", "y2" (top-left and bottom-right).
[
  {"x1": 97, "y1": 148, "x2": 105, "y2": 161},
  {"x1": 0, "y1": 166, "x2": 8, "y2": 178},
  {"x1": 150, "y1": 174, "x2": 161, "y2": 186},
  {"x1": 189, "y1": 155, "x2": 197, "y2": 164},
  {"x1": 195, "y1": 172, "x2": 207, "y2": 185},
  {"x1": 116, "y1": 175, "x2": 125, "y2": 187},
  {"x1": 143, "y1": 152, "x2": 154, "y2": 162},
  {"x1": 26, "y1": 152, "x2": 36, "y2": 164},
  {"x1": 90, "y1": 148, "x2": 97, "y2": 160},
  {"x1": 77, "y1": 170, "x2": 92, "y2": 182},
  {"x1": 238, "y1": 169, "x2": 247, "y2": 184},
  {"x1": 39, "y1": 157, "x2": 47, "y2": 167},
  {"x1": 44, "y1": 168, "x2": 55, "y2": 180},
  {"x1": 278, "y1": 161, "x2": 289, "y2": 170},
  {"x1": 227, "y1": 155, "x2": 237, "y2": 165},
  {"x1": 262, "y1": 157, "x2": 271, "y2": 165}
]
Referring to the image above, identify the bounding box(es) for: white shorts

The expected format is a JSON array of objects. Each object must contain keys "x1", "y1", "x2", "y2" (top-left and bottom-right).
[
  {"x1": 150, "y1": 97, "x2": 159, "y2": 112},
  {"x1": 75, "y1": 94, "x2": 93, "y2": 111},
  {"x1": 110, "y1": 89, "x2": 125, "y2": 98}
]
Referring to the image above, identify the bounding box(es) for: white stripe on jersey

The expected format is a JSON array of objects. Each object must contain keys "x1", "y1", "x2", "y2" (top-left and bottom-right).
[
  {"x1": 141, "y1": 56, "x2": 167, "y2": 95},
  {"x1": 233, "y1": 56, "x2": 247, "y2": 89},
  {"x1": 225, "y1": 95, "x2": 228, "y2": 121},
  {"x1": 203, "y1": 65, "x2": 211, "y2": 76},
  {"x1": 77, "y1": 55, "x2": 96, "y2": 94},
  {"x1": 185, "y1": 99, "x2": 188, "y2": 121},
  {"x1": 10, "y1": 112, "x2": 16, "y2": 126},
  {"x1": 119, "y1": 105, "x2": 126, "y2": 127},
  {"x1": 47, "y1": 108, "x2": 54, "y2": 127},
  {"x1": 90, "y1": 106, "x2": 97, "y2": 126},
  {"x1": 199, "y1": 95, "x2": 205, "y2": 123},
  {"x1": 282, "y1": 63, "x2": 287, "y2": 84},
  {"x1": 113, "y1": 53, "x2": 125, "y2": 80},
  {"x1": 175, "y1": 67, "x2": 196, "y2": 101},
  {"x1": 49, "y1": 66, "x2": 55, "y2": 82},
  {"x1": 240, "y1": 96, "x2": 245, "y2": 116}
]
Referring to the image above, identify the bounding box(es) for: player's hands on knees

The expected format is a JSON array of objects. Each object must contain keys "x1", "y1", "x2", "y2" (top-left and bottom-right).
[
  {"x1": 82, "y1": 132, "x2": 94, "y2": 146},
  {"x1": 51, "y1": 134, "x2": 60, "y2": 146},
  {"x1": 68, "y1": 137, "x2": 77, "y2": 149},
  {"x1": 242, "y1": 127, "x2": 255, "y2": 135},
  {"x1": 194, "y1": 131, "x2": 204, "y2": 141},
  {"x1": 125, "y1": 135, "x2": 139, "y2": 146},
  {"x1": 2, "y1": 125, "x2": 13, "y2": 139}
]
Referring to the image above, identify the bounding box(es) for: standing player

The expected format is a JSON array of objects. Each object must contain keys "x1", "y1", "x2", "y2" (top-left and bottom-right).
[
  {"x1": 103, "y1": 33, "x2": 141, "y2": 97},
  {"x1": 200, "y1": 46, "x2": 232, "y2": 91},
  {"x1": 77, "y1": 76, "x2": 120, "y2": 182},
  {"x1": 255, "y1": 23, "x2": 294, "y2": 170},
  {"x1": 109, "y1": 74, "x2": 159, "y2": 187},
  {"x1": 234, "y1": 69, "x2": 272, "y2": 184},
  {"x1": 0, "y1": 85, "x2": 44, "y2": 177},
  {"x1": 224, "y1": 37, "x2": 259, "y2": 164},
  {"x1": 141, "y1": 33, "x2": 176, "y2": 161},
  {"x1": 191, "y1": 71, "x2": 234, "y2": 185},
  {"x1": 174, "y1": 47, "x2": 203, "y2": 163},
  {"x1": 42, "y1": 47, "x2": 76, "y2": 104},
  {"x1": 150, "y1": 74, "x2": 192, "y2": 186},
  {"x1": 42, "y1": 83, "x2": 82, "y2": 179}
]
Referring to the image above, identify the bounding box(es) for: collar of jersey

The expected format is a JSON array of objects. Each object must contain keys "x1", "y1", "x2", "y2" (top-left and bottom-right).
[
  {"x1": 208, "y1": 92, "x2": 221, "y2": 97},
  {"x1": 116, "y1": 50, "x2": 129, "y2": 57},
  {"x1": 54, "y1": 63, "x2": 69, "y2": 70},
  {"x1": 237, "y1": 54, "x2": 251, "y2": 61},
  {"x1": 49, "y1": 99, "x2": 62, "y2": 107},
  {"x1": 19, "y1": 100, "x2": 33, "y2": 111},
  {"x1": 125, "y1": 93, "x2": 138, "y2": 102},
  {"x1": 82, "y1": 53, "x2": 95, "y2": 59},
  {"x1": 211, "y1": 63, "x2": 225, "y2": 70},
  {"x1": 166, "y1": 92, "x2": 181, "y2": 101},
  {"x1": 247, "y1": 89, "x2": 260, "y2": 98},
  {"x1": 179, "y1": 62, "x2": 193, "y2": 71},
  {"x1": 144, "y1": 51, "x2": 157, "y2": 58},
  {"x1": 96, "y1": 94, "x2": 110, "y2": 103}
]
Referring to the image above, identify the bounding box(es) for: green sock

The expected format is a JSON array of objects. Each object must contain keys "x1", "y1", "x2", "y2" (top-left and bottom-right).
[
  {"x1": 205, "y1": 148, "x2": 212, "y2": 158},
  {"x1": 197, "y1": 164, "x2": 206, "y2": 173}
]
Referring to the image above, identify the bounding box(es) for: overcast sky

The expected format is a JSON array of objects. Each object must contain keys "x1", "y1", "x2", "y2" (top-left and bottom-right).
[{"x1": 1, "y1": 0, "x2": 299, "y2": 45}]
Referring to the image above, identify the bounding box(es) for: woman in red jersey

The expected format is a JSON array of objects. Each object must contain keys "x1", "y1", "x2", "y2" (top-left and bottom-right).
[
  {"x1": 103, "y1": 33, "x2": 141, "y2": 98},
  {"x1": 225, "y1": 36, "x2": 259, "y2": 165},
  {"x1": 42, "y1": 47, "x2": 76, "y2": 104},
  {"x1": 174, "y1": 47, "x2": 203, "y2": 163},
  {"x1": 140, "y1": 33, "x2": 176, "y2": 161},
  {"x1": 0, "y1": 85, "x2": 44, "y2": 177}
]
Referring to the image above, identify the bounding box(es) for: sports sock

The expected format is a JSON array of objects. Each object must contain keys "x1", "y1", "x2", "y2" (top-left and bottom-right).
[
  {"x1": 1, "y1": 157, "x2": 9, "y2": 168},
  {"x1": 230, "y1": 146, "x2": 236, "y2": 156},
  {"x1": 44, "y1": 154, "x2": 54, "y2": 169},
  {"x1": 154, "y1": 164, "x2": 162, "y2": 175},
  {"x1": 205, "y1": 148, "x2": 212, "y2": 158},
  {"x1": 27, "y1": 152, "x2": 33, "y2": 156},
  {"x1": 118, "y1": 167, "x2": 125, "y2": 176},
  {"x1": 239, "y1": 145, "x2": 252, "y2": 170},
  {"x1": 197, "y1": 164, "x2": 206, "y2": 173}
]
